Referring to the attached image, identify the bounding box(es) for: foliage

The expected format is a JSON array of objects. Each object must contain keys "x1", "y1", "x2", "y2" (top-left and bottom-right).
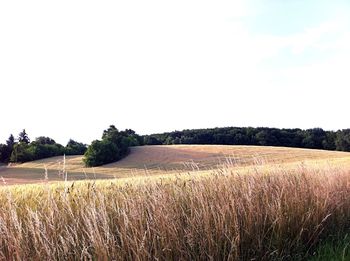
[
  {"x1": 0, "y1": 131, "x2": 86, "y2": 164},
  {"x1": 0, "y1": 144, "x2": 8, "y2": 163},
  {"x1": 143, "y1": 135, "x2": 162, "y2": 145},
  {"x1": 2, "y1": 126, "x2": 350, "y2": 164},
  {"x1": 143, "y1": 127, "x2": 350, "y2": 152},
  {"x1": 83, "y1": 125, "x2": 141, "y2": 167},
  {"x1": 309, "y1": 234, "x2": 350, "y2": 261},
  {"x1": 335, "y1": 129, "x2": 350, "y2": 151},
  {"x1": 35, "y1": 136, "x2": 57, "y2": 145},
  {"x1": 0, "y1": 134, "x2": 15, "y2": 163},
  {"x1": 18, "y1": 129, "x2": 30, "y2": 144},
  {"x1": 64, "y1": 139, "x2": 87, "y2": 155},
  {"x1": 10, "y1": 143, "x2": 33, "y2": 162},
  {"x1": 83, "y1": 139, "x2": 120, "y2": 167}
]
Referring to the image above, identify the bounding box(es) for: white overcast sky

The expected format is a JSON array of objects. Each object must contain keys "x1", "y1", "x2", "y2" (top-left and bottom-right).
[{"x1": 1, "y1": 0, "x2": 350, "y2": 145}]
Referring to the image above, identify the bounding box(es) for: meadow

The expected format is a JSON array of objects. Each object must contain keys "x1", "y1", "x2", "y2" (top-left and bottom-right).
[
  {"x1": 0, "y1": 145, "x2": 349, "y2": 260},
  {"x1": 2, "y1": 145, "x2": 350, "y2": 184}
]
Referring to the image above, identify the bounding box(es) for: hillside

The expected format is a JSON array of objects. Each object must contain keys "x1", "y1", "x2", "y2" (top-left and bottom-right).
[
  {"x1": 1, "y1": 145, "x2": 350, "y2": 259},
  {"x1": 1, "y1": 145, "x2": 350, "y2": 185}
]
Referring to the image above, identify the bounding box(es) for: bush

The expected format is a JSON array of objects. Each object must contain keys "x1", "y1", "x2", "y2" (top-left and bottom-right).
[
  {"x1": 10, "y1": 143, "x2": 34, "y2": 163},
  {"x1": 65, "y1": 139, "x2": 87, "y2": 155},
  {"x1": 84, "y1": 139, "x2": 121, "y2": 167},
  {"x1": 83, "y1": 126, "x2": 140, "y2": 167}
]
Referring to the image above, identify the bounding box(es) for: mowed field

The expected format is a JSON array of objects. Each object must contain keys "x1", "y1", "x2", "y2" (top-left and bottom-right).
[{"x1": 1, "y1": 145, "x2": 350, "y2": 185}]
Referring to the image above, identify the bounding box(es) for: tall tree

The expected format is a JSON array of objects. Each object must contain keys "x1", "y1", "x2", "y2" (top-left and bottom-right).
[
  {"x1": 0, "y1": 134, "x2": 16, "y2": 163},
  {"x1": 84, "y1": 126, "x2": 139, "y2": 167},
  {"x1": 6, "y1": 134, "x2": 15, "y2": 148},
  {"x1": 335, "y1": 129, "x2": 350, "y2": 151},
  {"x1": 18, "y1": 129, "x2": 30, "y2": 144},
  {"x1": 35, "y1": 136, "x2": 56, "y2": 145},
  {"x1": 0, "y1": 144, "x2": 7, "y2": 163},
  {"x1": 65, "y1": 139, "x2": 87, "y2": 155}
]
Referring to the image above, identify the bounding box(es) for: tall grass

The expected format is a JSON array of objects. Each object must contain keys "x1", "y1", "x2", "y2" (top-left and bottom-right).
[{"x1": 0, "y1": 164, "x2": 349, "y2": 260}]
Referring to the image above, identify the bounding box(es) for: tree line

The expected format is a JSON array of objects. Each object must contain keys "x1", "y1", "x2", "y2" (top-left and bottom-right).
[
  {"x1": 142, "y1": 127, "x2": 350, "y2": 151},
  {"x1": 0, "y1": 126, "x2": 142, "y2": 167},
  {"x1": 0, "y1": 129, "x2": 87, "y2": 164},
  {"x1": 2, "y1": 126, "x2": 350, "y2": 167}
]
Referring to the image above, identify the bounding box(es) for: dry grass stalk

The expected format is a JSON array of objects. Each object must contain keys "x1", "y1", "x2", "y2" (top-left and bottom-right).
[{"x1": 0, "y1": 164, "x2": 349, "y2": 260}]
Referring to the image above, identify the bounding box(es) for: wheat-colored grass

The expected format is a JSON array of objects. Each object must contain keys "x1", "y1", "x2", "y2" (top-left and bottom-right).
[
  {"x1": 0, "y1": 160, "x2": 349, "y2": 260},
  {"x1": 2, "y1": 145, "x2": 350, "y2": 185}
]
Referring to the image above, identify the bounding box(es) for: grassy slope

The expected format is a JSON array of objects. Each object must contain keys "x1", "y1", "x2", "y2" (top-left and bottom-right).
[
  {"x1": 0, "y1": 145, "x2": 349, "y2": 259},
  {"x1": 1, "y1": 145, "x2": 350, "y2": 185}
]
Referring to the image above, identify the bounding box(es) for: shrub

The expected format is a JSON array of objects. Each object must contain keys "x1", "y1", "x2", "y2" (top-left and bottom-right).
[
  {"x1": 65, "y1": 139, "x2": 87, "y2": 155},
  {"x1": 83, "y1": 125, "x2": 140, "y2": 167},
  {"x1": 83, "y1": 139, "x2": 121, "y2": 167}
]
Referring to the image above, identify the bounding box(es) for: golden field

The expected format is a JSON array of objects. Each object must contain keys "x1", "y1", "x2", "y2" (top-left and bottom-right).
[
  {"x1": 1, "y1": 145, "x2": 350, "y2": 185},
  {"x1": 0, "y1": 145, "x2": 349, "y2": 260}
]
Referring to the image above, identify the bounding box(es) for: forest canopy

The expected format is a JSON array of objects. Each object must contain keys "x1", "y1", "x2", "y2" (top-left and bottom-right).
[{"x1": 142, "y1": 127, "x2": 350, "y2": 152}]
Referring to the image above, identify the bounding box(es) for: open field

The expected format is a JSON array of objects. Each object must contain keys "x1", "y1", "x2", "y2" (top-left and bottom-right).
[
  {"x1": 1, "y1": 145, "x2": 350, "y2": 185},
  {"x1": 0, "y1": 145, "x2": 349, "y2": 259},
  {"x1": 0, "y1": 162, "x2": 349, "y2": 260}
]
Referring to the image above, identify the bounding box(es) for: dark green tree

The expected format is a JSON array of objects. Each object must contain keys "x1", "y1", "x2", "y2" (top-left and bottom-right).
[
  {"x1": 141, "y1": 126, "x2": 340, "y2": 151},
  {"x1": 143, "y1": 136, "x2": 162, "y2": 145},
  {"x1": 10, "y1": 142, "x2": 34, "y2": 163},
  {"x1": 322, "y1": 132, "x2": 336, "y2": 150},
  {"x1": 8, "y1": 133, "x2": 65, "y2": 163},
  {"x1": 65, "y1": 139, "x2": 87, "y2": 155},
  {"x1": 35, "y1": 136, "x2": 56, "y2": 145},
  {"x1": 84, "y1": 126, "x2": 139, "y2": 167},
  {"x1": 83, "y1": 139, "x2": 120, "y2": 167},
  {"x1": 6, "y1": 134, "x2": 15, "y2": 148},
  {"x1": 335, "y1": 129, "x2": 350, "y2": 151},
  {"x1": 0, "y1": 144, "x2": 8, "y2": 163},
  {"x1": 18, "y1": 129, "x2": 30, "y2": 144},
  {"x1": 0, "y1": 134, "x2": 16, "y2": 163},
  {"x1": 302, "y1": 128, "x2": 326, "y2": 149}
]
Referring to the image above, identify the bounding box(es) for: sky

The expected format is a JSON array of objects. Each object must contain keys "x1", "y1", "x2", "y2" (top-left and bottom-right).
[{"x1": 1, "y1": 0, "x2": 350, "y2": 145}]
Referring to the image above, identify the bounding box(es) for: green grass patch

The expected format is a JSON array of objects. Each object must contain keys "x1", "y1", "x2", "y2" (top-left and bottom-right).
[{"x1": 308, "y1": 234, "x2": 350, "y2": 261}]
